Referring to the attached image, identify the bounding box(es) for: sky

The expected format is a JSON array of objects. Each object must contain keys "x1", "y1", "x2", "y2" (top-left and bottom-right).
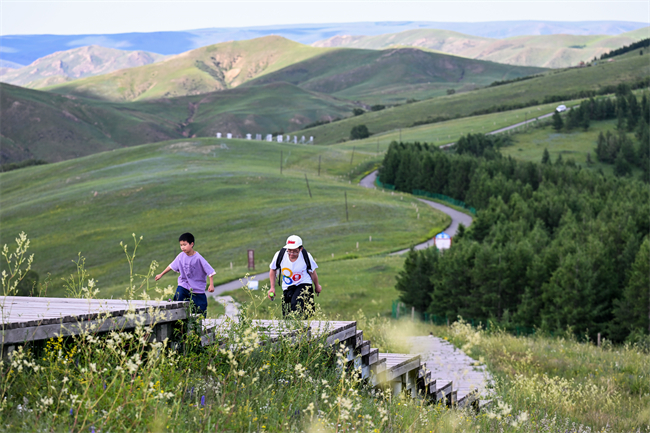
[{"x1": 1, "y1": 0, "x2": 649, "y2": 35}]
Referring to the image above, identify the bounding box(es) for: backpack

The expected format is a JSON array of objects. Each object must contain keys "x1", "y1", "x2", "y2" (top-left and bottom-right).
[{"x1": 275, "y1": 247, "x2": 312, "y2": 286}]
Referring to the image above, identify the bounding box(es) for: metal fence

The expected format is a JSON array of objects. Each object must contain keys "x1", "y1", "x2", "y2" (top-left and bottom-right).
[
  {"x1": 392, "y1": 300, "x2": 536, "y2": 336},
  {"x1": 374, "y1": 177, "x2": 476, "y2": 215},
  {"x1": 412, "y1": 189, "x2": 477, "y2": 215}
]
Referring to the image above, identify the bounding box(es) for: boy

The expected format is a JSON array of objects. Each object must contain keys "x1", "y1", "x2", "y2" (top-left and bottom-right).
[{"x1": 155, "y1": 232, "x2": 215, "y2": 316}]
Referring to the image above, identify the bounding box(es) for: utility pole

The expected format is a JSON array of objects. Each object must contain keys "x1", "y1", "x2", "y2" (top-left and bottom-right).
[
  {"x1": 318, "y1": 155, "x2": 321, "y2": 176},
  {"x1": 344, "y1": 192, "x2": 349, "y2": 222},
  {"x1": 304, "y1": 174, "x2": 312, "y2": 198}
]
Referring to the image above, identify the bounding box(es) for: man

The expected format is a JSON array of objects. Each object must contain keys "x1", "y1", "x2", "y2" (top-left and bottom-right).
[{"x1": 268, "y1": 235, "x2": 322, "y2": 318}]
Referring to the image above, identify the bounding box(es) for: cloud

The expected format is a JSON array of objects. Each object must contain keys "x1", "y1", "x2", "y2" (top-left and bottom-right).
[
  {"x1": 66, "y1": 36, "x2": 132, "y2": 48},
  {"x1": 0, "y1": 46, "x2": 18, "y2": 53}
]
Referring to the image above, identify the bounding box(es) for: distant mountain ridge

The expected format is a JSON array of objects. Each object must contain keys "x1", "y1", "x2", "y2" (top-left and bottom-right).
[
  {"x1": 0, "y1": 45, "x2": 166, "y2": 88},
  {"x1": 313, "y1": 27, "x2": 650, "y2": 68},
  {"x1": 43, "y1": 36, "x2": 331, "y2": 102},
  {"x1": 1, "y1": 20, "x2": 646, "y2": 65},
  {"x1": 244, "y1": 46, "x2": 545, "y2": 104},
  {"x1": 42, "y1": 36, "x2": 544, "y2": 105}
]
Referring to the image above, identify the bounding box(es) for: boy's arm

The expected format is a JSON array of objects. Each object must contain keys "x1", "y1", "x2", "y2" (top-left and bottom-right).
[
  {"x1": 155, "y1": 266, "x2": 173, "y2": 281},
  {"x1": 207, "y1": 274, "x2": 215, "y2": 293}
]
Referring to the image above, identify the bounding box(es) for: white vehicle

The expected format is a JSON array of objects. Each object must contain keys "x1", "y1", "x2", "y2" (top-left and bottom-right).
[{"x1": 556, "y1": 105, "x2": 567, "y2": 112}]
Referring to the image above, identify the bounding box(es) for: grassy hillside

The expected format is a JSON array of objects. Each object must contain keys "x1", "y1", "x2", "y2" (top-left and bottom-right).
[
  {"x1": 167, "y1": 82, "x2": 356, "y2": 137},
  {"x1": 0, "y1": 45, "x2": 167, "y2": 88},
  {"x1": 246, "y1": 47, "x2": 545, "y2": 104},
  {"x1": 500, "y1": 117, "x2": 644, "y2": 177},
  {"x1": 45, "y1": 36, "x2": 330, "y2": 102},
  {"x1": 0, "y1": 138, "x2": 449, "y2": 297},
  {"x1": 301, "y1": 51, "x2": 650, "y2": 144},
  {"x1": 345, "y1": 99, "x2": 585, "y2": 148},
  {"x1": 313, "y1": 27, "x2": 650, "y2": 68},
  {"x1": 0, "y1": 82, "x2": 355, "y2": 163},
  {"x1": 0, "y1": 83, "x2": 182, "y2": 163}
]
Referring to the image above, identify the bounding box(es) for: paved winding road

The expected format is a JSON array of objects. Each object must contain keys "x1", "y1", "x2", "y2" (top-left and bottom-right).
[
  {"x1": 360, "y1": 170, "x2": 473, "y2": 255},
  {"x1": 210, "y1": 108, "x2": 569, "y2": 292}
]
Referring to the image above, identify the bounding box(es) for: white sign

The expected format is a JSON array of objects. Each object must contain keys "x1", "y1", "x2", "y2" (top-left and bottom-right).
[
  {"x1": 434, "y1": 232, "x2": 452, "y2": 250},
  {"x1": 226, "y1": 133, "x2": 232, "y2": 139},
  {"x1": 266, "y1": 134, "x2": 272, "y2": 142},
  {"x1": 216, "y1": 132, "x2": 221, "y2": 138},
  {"x1": 277, "y1": 135, "x2": 283, "y2": 143},
  {"x1": 247, "y1": 281, "x2": 259, "y2": 290}
]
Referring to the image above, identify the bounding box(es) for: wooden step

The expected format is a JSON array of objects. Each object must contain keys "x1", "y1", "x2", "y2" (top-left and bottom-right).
[
  {"x1": 457, "y1": 389, "x2": 479, "y2": 409},
  {"x1": 382, "y1": 353, "x2": 421, "y2": 382},
  {"x1": 433, "y1": 379, "x2": 453, "y2": 403},
  {"x1": 354, "y1": 330, "x2": 363, "y2": 348}
]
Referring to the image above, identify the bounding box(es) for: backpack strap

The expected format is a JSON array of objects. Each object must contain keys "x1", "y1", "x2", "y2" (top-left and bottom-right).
[
  {"x1": 301, "y1": 248, "x2": 312, "y2": 273},
  {"x1": 275, "y1": 248, "x2": 286, "y2": 286}
]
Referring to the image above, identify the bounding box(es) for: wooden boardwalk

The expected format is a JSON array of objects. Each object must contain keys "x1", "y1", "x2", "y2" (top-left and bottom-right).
[
  {"x1": 202, "y1": 318, "x2": 473, "y2": 407},
  {"x1": 1, "y1": 296, "x2": 187, "y2": 354},
  {"x1": 1, "y1": 297, "x2": 481, "y2": 408}
]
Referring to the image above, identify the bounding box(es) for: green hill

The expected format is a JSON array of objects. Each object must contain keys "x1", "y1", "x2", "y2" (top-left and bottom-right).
[
  {"x1": 0, "y1": 83, "x2": 181, "y2": 163},
  {"x1": 174, "y1": 82, "x2": 355, "y2": 136},
  {"x1": 313, "y1": 27, "x2": 650, "y2": 68},
  {"x1": 44, "y1": 36, "x2": 330, "y2": 102},
  {"x1": 0, "y1": 82, "x2": 355, "y2": 164},
  {"x1": 300, "y1": 50, "x2": 650, "y2": 144},
  {"x1": 245, "y1": 47, "x2": 545, "y2": 104},
  {"x1": 0, "y1": 45, "x2": 167, "y2": 89},
  {"x1": 0, "y1": 137, "x2": 448, "y2": 296}
]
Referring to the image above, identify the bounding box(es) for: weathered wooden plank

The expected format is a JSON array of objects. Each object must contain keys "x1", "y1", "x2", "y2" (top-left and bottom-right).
[
  {"x1": 354, "y1": 330, "x2": 363, "y2": 348},
  {"x1": 385, "y1": 358, "x2": 421, "y2": 382},
  {"x1": 1, "y1": 298, "x2": 187, "y2": 330},
  {"x1": 358, "y1": 340, "x2": 370, "y2": 356},
  {"x1": 2, "y1": 307, "x2": 187, "y2": 345}
]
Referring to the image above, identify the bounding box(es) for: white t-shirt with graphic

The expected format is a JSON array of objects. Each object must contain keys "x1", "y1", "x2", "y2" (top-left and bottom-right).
[{"x1": 269, "y1": 250, "x2": 318, "y2": 290}]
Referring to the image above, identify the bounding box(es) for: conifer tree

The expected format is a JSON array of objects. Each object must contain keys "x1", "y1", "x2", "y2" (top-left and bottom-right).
[
  {"x1": 614, "y1": 237, "x2": 650, "y2": 335},
  {"x1": 614, "y1": 150, "x2": 632, "y2": 176},
  {"x1": 552, "y1": 111, "x2": 564, "y2": 131}
]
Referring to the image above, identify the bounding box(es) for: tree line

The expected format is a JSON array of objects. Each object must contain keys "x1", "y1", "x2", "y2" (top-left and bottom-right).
[
  {"x1": 551, "y1": 87, "x2": 649, "y2": 179},
  {"x1": 600, "y1": 38, "x2": 649, "y2": 60},
  {"x1": 380, "y1": 136, "x2": 649, "y2": 342}
]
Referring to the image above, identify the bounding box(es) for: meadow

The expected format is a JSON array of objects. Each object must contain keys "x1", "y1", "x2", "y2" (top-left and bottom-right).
[
  {"x1": 301, "y1": 51, "x2": 650, "y2": 144},
  {"x1": 345, "y1": 99, "x2": 585, "y2": 149},
  {"x1": 0, "y1": 138, "x2": 448, "y2": 298},
  {"x1": 436, "y1": 320, "x2": 650, "y2": 432},
  {"x1": 220, "y1": 255, "x2": 407, "y2": 319}
]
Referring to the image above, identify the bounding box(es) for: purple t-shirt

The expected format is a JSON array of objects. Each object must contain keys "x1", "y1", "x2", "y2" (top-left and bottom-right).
[{"x1": 169, "y1": 252, "x2": 215, "y2": 294}]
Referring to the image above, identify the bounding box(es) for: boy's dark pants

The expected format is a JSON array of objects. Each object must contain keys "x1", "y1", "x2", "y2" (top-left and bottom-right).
[
  {"x1": 174, "y1": 286, "x2": 208, "y2": 317},
  {"x1": 282, "y1": 283, "x2": 314, "y2": 318}
]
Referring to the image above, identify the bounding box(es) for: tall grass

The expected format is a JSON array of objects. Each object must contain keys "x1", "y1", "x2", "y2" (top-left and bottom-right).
[{"x1": 435, "y1": 320, "x2": 650, "y2": 432}]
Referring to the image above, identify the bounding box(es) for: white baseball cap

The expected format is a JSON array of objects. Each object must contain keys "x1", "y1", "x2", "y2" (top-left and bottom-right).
[{"x1": 284, "y1": 235, "x2": 303, "y2": 249}]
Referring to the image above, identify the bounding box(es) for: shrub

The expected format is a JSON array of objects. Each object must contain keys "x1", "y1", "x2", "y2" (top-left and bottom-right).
[{"x1": 350, "y1": 125, "x2": 370, "y2": 140}]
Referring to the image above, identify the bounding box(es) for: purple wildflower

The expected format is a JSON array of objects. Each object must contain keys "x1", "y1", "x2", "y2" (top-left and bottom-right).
[
  {"x1": 103, "y1": 382, "x2": 106, "y2": 390},
  {"x1": 69, "y1": 408, "x2": 73, "y2": 416},
  {"x1": 201, "y1": 395, "x2": 205, "y2": 406}
]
